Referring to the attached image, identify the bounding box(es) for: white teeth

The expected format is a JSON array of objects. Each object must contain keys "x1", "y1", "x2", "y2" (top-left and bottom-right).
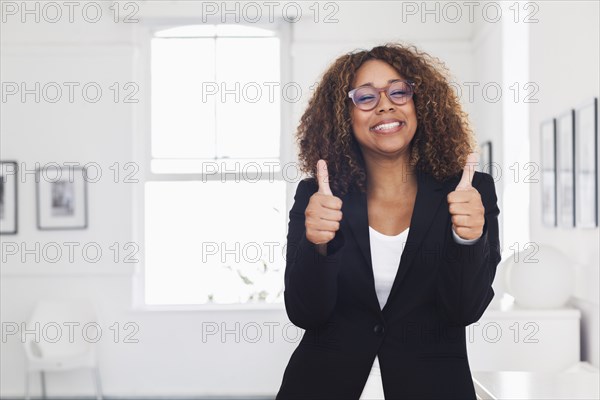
[{"x1": 373, "y1": 121, "x2": 402, "y2": 131}]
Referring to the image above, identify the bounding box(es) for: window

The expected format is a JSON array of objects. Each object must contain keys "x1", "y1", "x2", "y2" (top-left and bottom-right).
[{"x1": 143, "y1": 24, "x2": 289, "y2": 306}]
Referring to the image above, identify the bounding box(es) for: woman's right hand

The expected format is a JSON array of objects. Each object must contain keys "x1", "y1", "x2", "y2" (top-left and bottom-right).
[{"x1": 305, "y1": 159, "x2": 343, "y2": 246}]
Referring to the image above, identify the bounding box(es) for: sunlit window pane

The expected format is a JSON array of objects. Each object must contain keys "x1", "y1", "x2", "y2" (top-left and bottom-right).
[
  {"x1": 144, "y1": 181, "x2": 287, "y2": 305},
  {"x1": 216, "y1": 37, "x2": 281, "y2": 159},
  {"x1": 151, "y1": 34, "x2": 281, "y2": 162},
  {"x1": 151, "y1": 38, "x2": 216, "y2": 158}
]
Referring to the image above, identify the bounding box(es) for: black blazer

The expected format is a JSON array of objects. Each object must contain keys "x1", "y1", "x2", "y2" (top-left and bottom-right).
[{"x1": 276, "y1": 168, "x2": 501, "y2": 400}]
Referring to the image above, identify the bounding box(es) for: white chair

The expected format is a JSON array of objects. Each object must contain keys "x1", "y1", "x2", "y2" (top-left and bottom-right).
[{"x1": 23, "y1": 298, "x2": 103, "y2": 400}]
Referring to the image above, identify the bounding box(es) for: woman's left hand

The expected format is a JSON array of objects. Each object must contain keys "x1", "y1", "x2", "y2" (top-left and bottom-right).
[{"x1": 447, "y1": 153, "x2": 485, "y2": 241}]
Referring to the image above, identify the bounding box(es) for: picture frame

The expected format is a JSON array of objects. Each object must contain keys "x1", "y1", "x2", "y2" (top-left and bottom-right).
[
  {"x1": 541, "y1": 119, "x2": 557, "y2": 227},
  {"x1": 575, "y1": 97, "x2": 598, "y2": 228},
  {"x1": 36, "y1": 165, "x2": 88, "y2": 230},
  {"x1": 479, "y1": 141, "x2": 493, "y2": 175},
  {"x1": 0, "y1": 161, "x2": 18, "y2": 235},
  {"x1": 556, "y1": 110, "x2": 576, "y2": 228}
]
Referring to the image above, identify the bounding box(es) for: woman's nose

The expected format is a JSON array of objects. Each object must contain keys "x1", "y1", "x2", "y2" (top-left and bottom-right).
[{"x1": 376, "y1": 93, "x2": 396, "y2": 113}]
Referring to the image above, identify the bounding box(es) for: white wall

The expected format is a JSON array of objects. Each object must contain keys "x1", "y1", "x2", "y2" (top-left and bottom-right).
[
  {"x1": 528, "y1": 1, "x2": 600, "y2": 368},
  {"x1": 470, "y1": 18, "x2": 505, "y2": 249}
]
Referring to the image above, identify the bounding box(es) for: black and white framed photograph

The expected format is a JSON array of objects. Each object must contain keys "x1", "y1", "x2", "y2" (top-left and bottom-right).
[
  {"x1": 479, "y1": 141, "x2": 493, "y2": 175},
  {"x1": 0, "y1": 161, "x2": 18, "y2": 235},
  {"x1": 556, "y1": 110, "x2": 576, "y2": 228},
  {"x1": 575, "y1": 97, "x2": 598, "y2": 228},
  {"x1": 541, "y1": 119, "x2": 557, "y2": 227},
  {"x1": 36, "y1": 165, "x2": 88, "y2": 230}
]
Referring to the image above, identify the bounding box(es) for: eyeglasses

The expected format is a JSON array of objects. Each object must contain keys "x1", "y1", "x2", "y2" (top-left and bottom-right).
[{"x1": 348, "y1": 80, "x2": 415, "y2": 111}]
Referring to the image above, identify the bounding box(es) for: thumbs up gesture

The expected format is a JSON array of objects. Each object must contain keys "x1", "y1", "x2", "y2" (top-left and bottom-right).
[
  {"x1": 305, "y1": 159, "x2": 343, "y2": 247},
  {"x1": 447, "y1": 153, "x2": 485, "y2": 241}
]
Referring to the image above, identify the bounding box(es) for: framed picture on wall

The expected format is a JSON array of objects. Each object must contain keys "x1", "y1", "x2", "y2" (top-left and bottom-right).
[
  {"x1": 36, "y1": 165, "x2": 88, "y2": 230},
  {"x1": 0, "y1": 161, "x2": 18, "y2": 235},
  {"x1": 479, "y1": 141, "x2": 493, "y2": 175},
  {"x1": 556, "y1": 110, "x2": 576, "y2": 228},
  {"x1": 575, "y1": 97, "x2": 598, "y2": 228},
  {"x1": 541, "y1": 119, "x2": 557, "y2": 227}
]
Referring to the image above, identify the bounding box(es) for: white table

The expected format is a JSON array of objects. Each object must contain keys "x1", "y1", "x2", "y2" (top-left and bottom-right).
[{"x1": 473, "y1": 362, "x2": 600, "y2": 400}]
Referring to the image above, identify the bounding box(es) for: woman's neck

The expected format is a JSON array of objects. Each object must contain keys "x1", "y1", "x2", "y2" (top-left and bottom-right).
[{"x1": 364, "y1": 153, "x2": 417, "y2": 200}]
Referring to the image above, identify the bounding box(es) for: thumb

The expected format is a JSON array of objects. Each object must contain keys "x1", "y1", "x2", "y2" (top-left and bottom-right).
[
  {"x1": 456, "y1": 152, "x2": 479, "y2": 190},
  {"x1": 317, "y1": 159, "x2": 332, "y2": 195}
]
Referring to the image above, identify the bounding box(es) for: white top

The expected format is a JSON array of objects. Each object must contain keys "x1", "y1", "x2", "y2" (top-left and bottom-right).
[
  {"x1": 369, "y1": 226, "x2": 409, "y2": 312},
  {"x1": 360, "y1": 226, "x2": 480, "y2": 399}
]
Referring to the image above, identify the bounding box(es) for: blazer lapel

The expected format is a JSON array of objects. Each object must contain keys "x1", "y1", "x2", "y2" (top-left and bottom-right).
[
  {"x1": 345, "y1": 169, "x2": 447, "y2": 315},
  {"x1": 344, "y1": 187, "x2": 379, "y2": 314},
  {"x1": 383, "y1": 169, "x2": 447, "y2": 312}
]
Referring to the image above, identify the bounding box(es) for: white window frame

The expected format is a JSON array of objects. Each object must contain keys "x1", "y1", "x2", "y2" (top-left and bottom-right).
[{"x1": 131, "y1": 18, "x2": 294, "y2": 311}]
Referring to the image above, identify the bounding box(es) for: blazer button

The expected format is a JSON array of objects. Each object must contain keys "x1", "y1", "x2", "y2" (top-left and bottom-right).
[{"x1": 373, "y1": 324, "x2": 385, "y2": 336}]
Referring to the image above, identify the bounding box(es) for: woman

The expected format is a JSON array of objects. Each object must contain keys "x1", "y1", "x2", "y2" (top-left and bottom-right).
[{"x1": 276, "y1": 43, "x2": 501, "y2": 399}]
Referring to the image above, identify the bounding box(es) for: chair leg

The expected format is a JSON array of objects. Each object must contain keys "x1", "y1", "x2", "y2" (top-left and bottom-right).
[
  {"x1": 93, "y1": 366, "x2": 103, "y2": 400},
  {"x1": 40, "y1": 371, "x2": 47, "y2": 399},
  {"x1": 24, "y1": 370, "x2": 30, "y2": 400}
]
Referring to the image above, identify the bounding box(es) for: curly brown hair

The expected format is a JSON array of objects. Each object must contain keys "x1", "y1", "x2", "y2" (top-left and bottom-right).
[{"x1": 295, "y1": 42, "x2": 478, "y2": 196}]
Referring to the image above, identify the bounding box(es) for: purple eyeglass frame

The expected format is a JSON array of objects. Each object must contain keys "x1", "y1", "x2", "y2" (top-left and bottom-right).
[{"x1": 348, "y1": 80, "x2": 415, "y2": 110}]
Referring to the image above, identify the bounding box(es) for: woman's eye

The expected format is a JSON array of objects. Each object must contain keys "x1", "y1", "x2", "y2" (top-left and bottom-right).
[
  {"x1": 357, "y1": 95, "x2": 375, "y2": 103},
  {"x1": 391, "y1": 91, "x2": 407, "y2": 97}
]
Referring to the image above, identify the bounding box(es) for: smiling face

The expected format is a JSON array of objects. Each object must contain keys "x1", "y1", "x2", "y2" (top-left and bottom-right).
[{"x1": 350, "y1": 59, "x2": 418, "y2": 161}]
